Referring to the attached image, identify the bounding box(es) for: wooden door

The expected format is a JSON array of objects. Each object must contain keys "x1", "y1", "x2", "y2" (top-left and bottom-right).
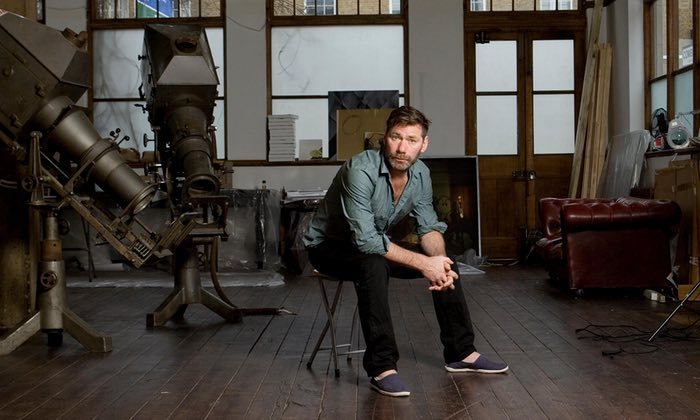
[{"x1": 466, "y1": 30, "x2": 583, "y2": 260}]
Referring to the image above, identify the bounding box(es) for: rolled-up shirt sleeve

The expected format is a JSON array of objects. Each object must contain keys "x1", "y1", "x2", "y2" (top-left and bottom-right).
[
  {"x1": 339, "y1": 167, "x2": 390, "y2": 254},
  {"x1": 412, "y1": 173, "x2": 447, "y2": 237}
]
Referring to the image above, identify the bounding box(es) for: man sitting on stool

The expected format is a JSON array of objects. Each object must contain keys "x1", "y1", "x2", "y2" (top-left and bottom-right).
[{"x1": 304, "y1": 106, "x2": 508, "y2": 398}]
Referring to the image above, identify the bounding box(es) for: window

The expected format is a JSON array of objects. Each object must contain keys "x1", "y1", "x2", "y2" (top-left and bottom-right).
[
  {"x1": 469, "y1": 0, "x2": 578, "y2": 12},
  {"x1": 304, "y1": 0, "x2": 335, "y2": 16},
  {"x1": 268, "y1": 0, "x2": 407, "y2": 161},
  {"x1": 93, "y1": 0, "x2": 222, "y2": 19},
  {"x1": 88, "y1": 1, "x2": 226, "y2": 158},
  {"x1": 539, "y1": 0, "x2": 556, "y2": 10},
  {"x1": 646, "y1": 0, "x2": 697, "y2": 134},
  {"x1": 471, "y1": 0, "x2": 486, "y2": 12},
  {"x1": 389, "y1": 0, "x2": 401, "y2": 14},
  {"x1": 272, "y1": 0, "x2": 402, "y2": 16}
]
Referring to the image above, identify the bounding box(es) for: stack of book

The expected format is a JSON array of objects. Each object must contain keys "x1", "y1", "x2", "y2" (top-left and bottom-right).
[{"x1": 267, "y1": 114, "x2": 298, "y2": 162}]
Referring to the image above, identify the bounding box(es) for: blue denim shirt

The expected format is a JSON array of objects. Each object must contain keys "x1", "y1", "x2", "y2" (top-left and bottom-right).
[{"x1": 303, "y1": 149, "x2": 447, "y2": 254}]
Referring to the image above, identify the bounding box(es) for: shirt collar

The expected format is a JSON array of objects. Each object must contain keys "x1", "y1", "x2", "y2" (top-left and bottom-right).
[{"x1": 378, "y1": 150, "x2": 416, "y2": 180}]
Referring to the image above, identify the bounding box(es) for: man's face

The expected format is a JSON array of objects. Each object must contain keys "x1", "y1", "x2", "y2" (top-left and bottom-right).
[{"x1": 384, "y1": 124, "x2": 429, "y2": 172}]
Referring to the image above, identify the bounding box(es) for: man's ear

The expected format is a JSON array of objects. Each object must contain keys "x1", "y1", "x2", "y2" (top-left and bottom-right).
[{"x1": 421, "y1": 136, "x2": 429, "y2": 153}]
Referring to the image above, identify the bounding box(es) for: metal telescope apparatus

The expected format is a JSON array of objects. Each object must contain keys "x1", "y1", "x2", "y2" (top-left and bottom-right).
[
  {"x1": 138, "y1": 23, "x2": 241, "y2": 327},
  {"x1": 0, "y1": 11, "x2": 197, "y2": 355}
]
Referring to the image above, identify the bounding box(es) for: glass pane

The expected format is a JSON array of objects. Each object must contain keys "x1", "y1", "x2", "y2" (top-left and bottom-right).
[
  {"x1": 493, "y1": 0, "x2": 511, "y2": 11},
  {"x1": 179, "y1": 0, "x2": 200, "y2": 17},
  {"x1": 95, "y1": 0, "x2": 115, "y2": 19},
  {"x1": 476, "y1": 95, "x2": 518, "y2": 155},
  {"x1": 117, "y1": 0, "x2": 136, "y2": 18},
  {"x1": 537, "y1": 0, "x2": 556, "y2": 10},
  {"x1": 213, "y1": 99, "x2": 225, "y2": 159},
  {"x1": 677, "y1": 0, "x2": 693, "y2": 69},
  {"x1": 514, "y1": 0, "x2": 534, "y2": 11},
  {"x1": 650, "y1": 79, "x2": 668, "y2": 113},
  {"x1": 207, "y1": 28, "x2": 225, "y2": 88},
  {"x1": 271, "y1": 97, "x2": 404, "y2": 159},
  {"x1": 383, "y1": 0, "x2": 401, "y2": 14},
  {"x1": 273, "y1": 0, "x2": 294, "y2": 16},
  {"x1": 94, "y1": 28, "x2": 224, "y2": 99},
  {"x1": 202, "y1": 0, "x2": 221, "y2": 17},
  {"x1": 136, "y1": 0, "x2": 176, "y2": 18},
  {"x1": 339, "y1": 0, "x2": 358, "y2": 15},
  {"x1": 272, "y1": 98, "x2": 329, "y2": 158},
  {"x1": 533, "y1": 94, "x2": 575, "y2": 154},
  {"x1": 533, "y1": 40, "x2": 574, "y2": 91},
  {"x1": 476, "y1": 41, "x2": 517, "y2": 92},
  {"x1": 303, "y1": 0, "x2": 336, "y2": 15},
  {"x1": 559, "y1": 0, "x2": 577, "y2": 10},
  {"x1": 360, "y1": 0, "x2": 380, "y2": 15},
  {"x1": 93, "y1": 29, "x2": 143, "y2": 99},
  {"x1": 93, "y1": 101, "x2": 153, "y2": 153},
  {"x1": 674, "y1": 70, "x2": 694, "y2": 133},
  {"x1": 470, "y1": 0, "x2": 490, "y2": 11},
  {"x1": 271, "y1": 26, "x2": 404, "y2": 96},
  {"x1": 652, "y1": 0, "x2": 667, "y2": 77}
]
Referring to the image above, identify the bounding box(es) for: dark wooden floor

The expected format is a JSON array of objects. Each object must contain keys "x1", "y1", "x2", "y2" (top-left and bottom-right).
[{"x1": 2, "y1": 265, "x2": 700, "y2": 419}]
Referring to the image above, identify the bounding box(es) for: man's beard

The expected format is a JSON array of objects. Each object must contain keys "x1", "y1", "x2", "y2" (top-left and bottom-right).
[{"x1": 385, "y1": 152, "x2": 418, "y2": 172}]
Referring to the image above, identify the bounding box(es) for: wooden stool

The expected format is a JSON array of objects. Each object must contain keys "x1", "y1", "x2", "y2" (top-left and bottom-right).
[{"x1": 306, "y1": 271, "x2": 364, "y2": 377}]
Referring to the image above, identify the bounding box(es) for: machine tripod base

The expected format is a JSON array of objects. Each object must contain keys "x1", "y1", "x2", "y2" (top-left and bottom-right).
[
  {"x1": 0, "y1": 307, "x2": 112, "y2": 355},
  {"x1": 147, "y1": 286, "x2": 243, "y2": 327}
]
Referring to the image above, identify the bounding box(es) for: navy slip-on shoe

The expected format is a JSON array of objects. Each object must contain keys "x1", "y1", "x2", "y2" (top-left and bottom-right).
[
  {"x1": 369, "y1": 374, "x2": 411, "y2": 397},
  {"x1": 445, "y1": 355, "x2": 509, "y2": 374}
]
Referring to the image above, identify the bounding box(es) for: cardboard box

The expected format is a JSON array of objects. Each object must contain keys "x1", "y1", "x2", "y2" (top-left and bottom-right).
[
  {"x1": 336, "y1": 108, "x2": 393, "y2": 160},
  {"x1": 654, "y1": 159, "x2": 700, "y2": 294}
]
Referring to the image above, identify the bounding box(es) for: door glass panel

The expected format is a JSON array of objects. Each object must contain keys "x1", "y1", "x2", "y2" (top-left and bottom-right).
[
  {"x1": 476, "y1": 95, "x2": 518, "y2": 155},
  {"x1": 271, "y1": 26, "x2": 404, "y2": 96},
  {"x1": 533, "y1": 94, "x2": 575, "y2": 154},
  {"x1": 476, "y1": 41, "x2": 517, "y2": 92},
  {"x1": 650, "y1": 79, "x2": 668, "y2": 113},
  {"x1": 533, "y1": 40, "x2": 574, "y2": 90}
]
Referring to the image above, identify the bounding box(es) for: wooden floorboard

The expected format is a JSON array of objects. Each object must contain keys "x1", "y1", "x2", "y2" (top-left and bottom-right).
[{"x1": 2, "y1": 265, "x2": 700, "y2": 419}]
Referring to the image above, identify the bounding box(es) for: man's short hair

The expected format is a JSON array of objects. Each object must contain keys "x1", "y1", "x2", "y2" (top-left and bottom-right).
[{"x1": 385, "y1": 106, "x2": 432, "y2": 137}]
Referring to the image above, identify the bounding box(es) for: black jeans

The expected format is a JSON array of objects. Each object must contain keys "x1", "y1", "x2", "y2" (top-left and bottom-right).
[{"x1": 307, "y1": 240, "x2": 476, "y2": 377}]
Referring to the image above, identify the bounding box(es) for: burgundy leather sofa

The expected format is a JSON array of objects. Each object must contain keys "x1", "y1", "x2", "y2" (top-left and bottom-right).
[{"x1": 535, "y1": 197, "x2": 681, "y2": 291}]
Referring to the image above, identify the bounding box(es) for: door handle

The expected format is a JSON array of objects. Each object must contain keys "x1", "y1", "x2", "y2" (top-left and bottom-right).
[{"x1": 512, "y1": 170, "x2": 536, "y2": 180}]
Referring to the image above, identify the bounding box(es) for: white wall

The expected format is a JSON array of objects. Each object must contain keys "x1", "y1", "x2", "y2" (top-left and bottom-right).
[
  {"x1": 409, "y1": 0, "x2": 465, "y2": 157},
  {"x1": 604, "y1": 0, "x2": 645, "y2": 137},
  {"x1": 226, "y1": 0, "x2": 267, "y2": 161}
]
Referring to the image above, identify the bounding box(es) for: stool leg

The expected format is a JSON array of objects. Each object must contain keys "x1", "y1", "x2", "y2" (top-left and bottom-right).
[
  {"x1": 348, "y1": 305, "x2": 359, "y2": 362},
  {"x1": 307, "y1": 278, "x2": 344, "y2": 377}
]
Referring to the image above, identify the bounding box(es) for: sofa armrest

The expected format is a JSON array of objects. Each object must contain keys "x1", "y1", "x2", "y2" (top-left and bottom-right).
[
  {"x1": 561, "y1": 197, "x2": 681, "y2": 232},
  {"x1": 539, "y1": 198, "x2": 614, "y2": 238}
]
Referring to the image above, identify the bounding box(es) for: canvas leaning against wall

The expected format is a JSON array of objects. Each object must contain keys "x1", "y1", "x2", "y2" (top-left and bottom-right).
[{"x1": 389, "y1": 156, "x2": 481, "y2": 259}]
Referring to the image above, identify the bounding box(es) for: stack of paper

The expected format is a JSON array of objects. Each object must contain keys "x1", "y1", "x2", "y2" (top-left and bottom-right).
[{"x1": 267, "y1": 114, "x2": 298, "y2": 162}]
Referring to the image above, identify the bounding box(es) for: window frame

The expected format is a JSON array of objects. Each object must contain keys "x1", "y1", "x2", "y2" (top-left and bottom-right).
[
  {"x1": 466, "y1": 0, "x2": 581, "y2": 12},
  {"x1": 86, "y1": 1, "x2": 226, "y2": 158},
  {"x1": 645, "y1": 0, "x2": 699, "y2": 134},
  {"x1": 265, "y1": 0, "x2": 408, "y2": 165}
]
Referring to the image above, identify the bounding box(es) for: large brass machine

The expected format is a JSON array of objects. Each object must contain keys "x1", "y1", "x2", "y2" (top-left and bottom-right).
[
  {"x1": 0, "y1": 12, "x2": 237, "y2": 354},
  {"x1": 138, "y1": 23, "x2": 241, "y2": 327}
]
